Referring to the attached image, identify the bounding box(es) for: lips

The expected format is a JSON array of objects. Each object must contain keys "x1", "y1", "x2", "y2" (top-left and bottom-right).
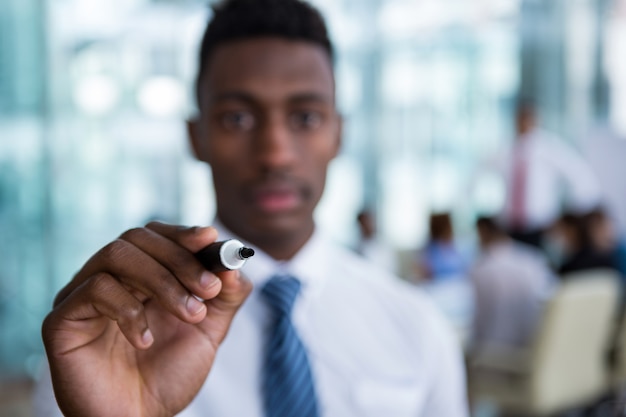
[{"x1": 249, "y1": 183, "x2": 302, "y2": 213}]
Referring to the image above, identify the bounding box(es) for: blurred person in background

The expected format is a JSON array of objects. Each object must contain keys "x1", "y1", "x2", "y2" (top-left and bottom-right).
[
  {"x1": 413, "y1": 213, "x2": 473, "y2": 349},
  {"x1": 414, "y1": 212, "x2": 469, "y2": 283},
  {"x1": 354, "y1": 208, "x2": 398, "y2": 274},
  {"x1": 548, "y1": 209, "x2": 621, "y2": 277},
  {"x1": 490, "y1": 99, "x2": 602, "y2": 249},
  {"x1": 468, "y1": 216, "x2": 555, "y2": 357},
  {"x1": 587, "y1": 207, "x2": 626, "y2": 280},
  {"x1": 34, "y1": 1, "x2": 469, "y2": 416},
  {"x1": 582, "y1": 127, "x2": 626, "y2": 237}
]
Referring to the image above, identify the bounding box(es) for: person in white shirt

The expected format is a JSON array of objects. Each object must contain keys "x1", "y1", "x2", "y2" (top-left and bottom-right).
[
  {"x1": 492, "y1": 101, "x2": 602, "y2": 248},
  {"x1": 468, "y1": 216, "x2": 555, "y2": 354},
  {"x1": 35, "y1": 1, "x2": 469, "y2": 416},
  {"x1": 355, "y1": 208, "x2": 398, "y2": 274}
]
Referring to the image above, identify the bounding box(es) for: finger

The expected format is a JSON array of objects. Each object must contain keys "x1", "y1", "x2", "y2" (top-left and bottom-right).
[
  {"x1": 119, "y1": 227, "x2": 222, "y2": 301},
  {"x1": 43, "y1": 272, "x2": 154, "y2": 353},
  {"x1": 64, "y1": 238, "x2": 208, "y2": 323},
  {"x1": 215, "y1": 270, "x2": 253, "y2": 307},
  {"x1": 145, "y1": 222, "x2": 219, "y2": 253},
  {"x1": 201, "y1": 270, "x2": 253, "y2": 346},
  {"x1": 98, "y1": 239, "x2": 209, "y2": 323},
  {"x1": 54, "y1": 224, "x2": 218, "y2": 307}
]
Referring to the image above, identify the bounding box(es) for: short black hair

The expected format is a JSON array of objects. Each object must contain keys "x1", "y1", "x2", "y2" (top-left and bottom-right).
[
  {"x1": 429, "y1": 212, "x2": 453, "y2": 241},
  {"x1": 195, "y1": 0, "x2": 334, "y2": 106},
  {"x1": 559, "y1": 211, "x2": 594, "y2": 250}
]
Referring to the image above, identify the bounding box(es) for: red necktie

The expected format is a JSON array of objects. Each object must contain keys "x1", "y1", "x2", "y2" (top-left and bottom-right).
[{"x1": 510, "y1": 149, "x2": 527, "y2": 229}]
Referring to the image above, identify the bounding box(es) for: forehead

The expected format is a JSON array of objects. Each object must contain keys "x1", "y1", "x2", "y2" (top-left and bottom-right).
[{"x1": 200, "y1": 38, "x2": 335, "y2": 105}]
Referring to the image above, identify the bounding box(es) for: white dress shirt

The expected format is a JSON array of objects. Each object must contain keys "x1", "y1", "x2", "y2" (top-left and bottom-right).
[
  {"x1": 582, "y1": 131, "x2": 626, "y2": 234},
  {"x1": 33, "y1": 225, "x2": 469, "y2": 417},
  {"x1": 493, "y1": 129, "x2": 601, "y2": 231},
  {"x1": 356, "y1": 237, "x2": 399, "y2": 274},
  {"x1": 469, "y1": 240, "x2": 555, "y2": 349}
]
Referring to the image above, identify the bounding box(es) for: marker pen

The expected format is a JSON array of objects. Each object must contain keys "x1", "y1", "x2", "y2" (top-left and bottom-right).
[{"x1": 195, "y1": 239, "x2": 255, "y2": 272}]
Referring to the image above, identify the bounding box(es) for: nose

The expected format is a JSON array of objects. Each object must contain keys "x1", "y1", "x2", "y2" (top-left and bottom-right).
[{"x1": 253, "y1": 113, "x2": 297, "y2": 170}]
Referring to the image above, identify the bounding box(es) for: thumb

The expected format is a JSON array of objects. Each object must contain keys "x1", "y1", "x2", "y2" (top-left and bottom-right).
[{"x1": 200, "y1": 270, "x2": 253, "y2": 347}]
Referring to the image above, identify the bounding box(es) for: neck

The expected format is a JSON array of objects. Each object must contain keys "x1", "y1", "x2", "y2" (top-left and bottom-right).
[
  {"x1": 217, "y1": 216, "x2": 314, "y2": 261},
  {"x1": 254, "y1": 231, "x2": 313, "y2": 260}
]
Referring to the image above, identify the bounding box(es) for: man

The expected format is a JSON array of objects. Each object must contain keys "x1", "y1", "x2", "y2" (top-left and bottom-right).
[
  {"x1": 468, "y1": 217, "x2": 554, "y2": 354},
  {"x1": 35, "y1": 1, "x2": 468, "y2": 416},
  {"x1": 494, "y1": 100, "x2": 601, "y2": 248}
]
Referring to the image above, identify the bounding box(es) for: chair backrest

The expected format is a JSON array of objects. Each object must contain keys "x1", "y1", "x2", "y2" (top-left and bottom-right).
[
  {"x1": 610, "y1": 287, "x2": 626, "y2": 386},
  {"x1": 529, "y1": 269, "x2": 620, "y2": 414}
]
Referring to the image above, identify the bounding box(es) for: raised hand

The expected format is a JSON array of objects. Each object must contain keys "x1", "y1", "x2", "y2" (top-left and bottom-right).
[{"x1": 42, "y1": 223, "x2": 252, "y2": 417}]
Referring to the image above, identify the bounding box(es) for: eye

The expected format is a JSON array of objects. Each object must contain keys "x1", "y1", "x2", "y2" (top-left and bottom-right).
[
  {"x1": 220, "y1": 111, "x2": 256, "y2": 132},
  {"x1": 289, "y1": 111, "x2": 323, "y2": 131}
]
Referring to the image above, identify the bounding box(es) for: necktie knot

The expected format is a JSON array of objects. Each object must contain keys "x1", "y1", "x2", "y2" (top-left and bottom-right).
[{"x1": 262, "y1": 275, "x2": 301, "y2": 317}]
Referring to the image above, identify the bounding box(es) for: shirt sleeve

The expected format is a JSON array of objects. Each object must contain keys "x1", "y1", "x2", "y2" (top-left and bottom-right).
[{"x1": 552, "y1": 140, "x2": 603, "y2": 212}]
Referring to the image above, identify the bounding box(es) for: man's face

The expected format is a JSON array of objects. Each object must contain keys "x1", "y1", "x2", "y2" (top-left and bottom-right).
[{"x1": 189, "y1": 38, "x2": 341, "y2": 256}]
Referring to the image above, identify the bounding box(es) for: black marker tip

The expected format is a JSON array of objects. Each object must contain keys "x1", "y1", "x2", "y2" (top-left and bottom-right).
[{"x1": 239, "y1": 247, "x2": 255, "y2": 259}]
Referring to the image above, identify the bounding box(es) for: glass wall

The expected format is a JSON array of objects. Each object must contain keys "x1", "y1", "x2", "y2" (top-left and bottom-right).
[
  {"x1": 1, "y1": 0, "x2": 49, "y2": 378},
  {"x1": 0, "y1": 0, "x2": 619, "y2": 379}
]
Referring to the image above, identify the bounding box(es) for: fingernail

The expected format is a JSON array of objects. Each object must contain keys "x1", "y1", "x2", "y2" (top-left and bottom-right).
[
  {"x1": 200, "y1": 271, "x2": 219, "y2": 289},
  {"x1": 186, "y1": 295, "x2": 206, "y2": 315},
  {"x1": 142, "y1": 328, "x2": 154, "y2": 346}
]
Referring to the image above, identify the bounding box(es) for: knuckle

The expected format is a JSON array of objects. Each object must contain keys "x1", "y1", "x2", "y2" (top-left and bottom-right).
[
  {"x1": 185, "y1": 225, "x2": 215, "y2": 239},
  {"x1": 119, "y1": 227, "x2": 147, "y2": 242},
  {"x1": 99, "y1": 240, "x2": 125, "y2": 262},
  {"x1": 168, "y1": 252, "x2": 196, "y2": 278},
  {"x1": 41, "y1": 312, "x2": 56, "y2": 341},
  {"x1": 122, "y1": 302, "x2": 144, "y2": 323},
  {"x1": 87, "y1": 272, "x2": 114, "y2": 294},
  {"x1": 187, "y1": 226, "x2": 203, "y2": 235},
  {"x1": 151, "y1": 270, "x2": 172, "y2": 294},
  {"x1": 154, "y1": 271, "x2": 185, "y2": 304},
  {"x1": 145, "y1": 220, "x2": 164, "y2": 229}
]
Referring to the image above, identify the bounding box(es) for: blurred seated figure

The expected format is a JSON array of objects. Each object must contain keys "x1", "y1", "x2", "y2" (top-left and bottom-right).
[
  {"x1": 355, "y1": 208, "x2": 398, "y2": 273},
  {"x1": 413, "y1": 213, "x2": 473, "y2": 345},
  {"x1": 468, "y1": 216, "x2": 555, "y2": 355},
  {"x1": 587, "y1": 207, "x2": 626, "y2": 279},
  {"x1": 414, "y1": 212, "x2": 469, "y2": 282},
  {"x1": 548, "y1": 210, "x2": 620, "y2": 277}
]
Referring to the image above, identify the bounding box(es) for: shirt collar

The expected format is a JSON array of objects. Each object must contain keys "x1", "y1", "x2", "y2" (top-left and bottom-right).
[{"x1": 212, "y1": 220, "x2": 331, "y2": 297}]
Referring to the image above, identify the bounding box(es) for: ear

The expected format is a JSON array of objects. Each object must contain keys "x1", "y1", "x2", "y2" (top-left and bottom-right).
[
  {"x1": 331, "y1": 113, "x2": 344, "y2": 158},
  {"x1": 187, "y1": 118, "x2": 209, "y2": 163}
]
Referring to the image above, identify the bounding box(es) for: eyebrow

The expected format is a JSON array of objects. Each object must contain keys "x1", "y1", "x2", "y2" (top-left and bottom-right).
[
  {"x1": 210, "y1": 92, "x2": 255, "y2": 105},
  {"x1": 210, "y1": 91, "x2": 333, "y2": 105},
  {"x1": 288, "y1": 92, "x2": 333, "y2": 105}
]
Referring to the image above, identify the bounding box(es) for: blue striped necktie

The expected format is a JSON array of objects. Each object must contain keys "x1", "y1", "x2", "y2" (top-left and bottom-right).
[{"x1": 261, "y1": 275, "x2": 320, "y2": 417}]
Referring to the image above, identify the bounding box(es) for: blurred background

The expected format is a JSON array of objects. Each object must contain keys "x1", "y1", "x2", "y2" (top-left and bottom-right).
[{"x1": 2, "y1": 0, "x2": 626, "y2": 416}]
